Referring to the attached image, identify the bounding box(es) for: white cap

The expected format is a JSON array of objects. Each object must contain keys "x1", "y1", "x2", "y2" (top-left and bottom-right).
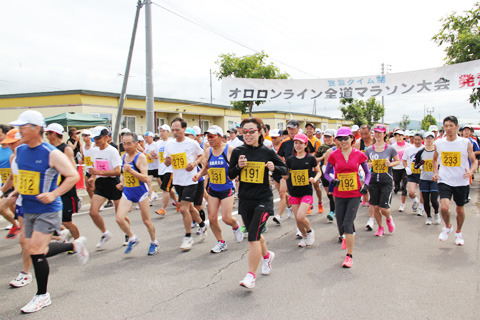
[
  {"x1": 92, "y1": 126, "x2": 109, "y2": 139},
  {"x1": 82, "y1": 129, "x2": 92, "y2": 136},
  {"x1": 424, "y1": 131, "x2": 435, "y2": 138},
  {"x1": 159, "y1": 124, "x2": 171, "y2": 132},
  {"x1": 323, "y1": 129, "x2": 336, "y2": 137},
  {"x1": 428, "y1": 125, "x2": 438, "y2": 132},
  {"x1": 394, "y1": 129, "x2": 405, "y2": 135},
  {"x1": 45, "y1": 123, "x2": 64, "y2": 135},
  {"x1": 120, "y1": 128, "x2": 131, "y2": 134},
  {"x1": 206, "y1": 125, "x2": 224, "y2": 136},
  {"x1": 270, "y1": 129, "x2": 281, "y2": 137},
  {"x1": 9, "y1": 110, "x2": 45, "y2": 127},
  {"x1": 138, "y1": 135, "x2": 144, "y2": 141},
  {"x1": 145, "y1": 131, "x2": 155, "y2": 137},
  {"x1": 315, "y1": 128, "x2": 322, "y2": 134},
  {"x1": 192, "y1": 126, "x2": 202, "y2": 136},
  {"x1": 351, "y1": 125, "x2": 360, "y2": 131}
]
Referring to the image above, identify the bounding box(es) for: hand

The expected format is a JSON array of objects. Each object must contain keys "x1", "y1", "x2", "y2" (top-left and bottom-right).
[
  {"x1": 331, "y1": 179, "x2": 340, "y2": 188},
  {"x1": 7, "y1": 191, "x2": 19, "y2": 201},
  {"x1": 116, "y1": 183, "x2": 124, "y2": 191},
  {"x1": 123, "y1": 163, "x2": 133, "y2": 174},
  {"x1": 192, "y1": 173, "x2": 199, "y2": 182},
  {"x1": 359, "y1": 184, "x2": 369, "y2": 195},
  {"x1": 36, "y1": 192, "x2": 56, "y2": 204},
  {"x1": 265, "y1": 161, "x2": 275, "y2": 172},
  {"x1": 432, "y1": 174, "x2": 438, "y2": 182},
  {"x1": 463, "y1": 168, "x2": 474, "y2": 179},
  {"x1": 185, "y1": 163, "x2": 195, "y2": 172},
  {"x1": 385, "y1": 159, "x2": 391, "y2": 167},
  {"x1": 309, "y1": 177, "x2": 317, "y2": 184},
  {"x1": 238, "y1": 155, "x2": 247, "y2": 169}
]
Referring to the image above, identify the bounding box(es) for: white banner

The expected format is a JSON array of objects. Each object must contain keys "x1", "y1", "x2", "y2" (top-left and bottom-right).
[{"x1": 221, "y1": 60, "x2": 480, "y2": 101}]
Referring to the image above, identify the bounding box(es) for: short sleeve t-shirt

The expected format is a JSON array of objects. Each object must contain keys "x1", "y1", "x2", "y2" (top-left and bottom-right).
[
  {"x1": 327, "y1": 149, "x2": 368, "y2": 198},
  {"x1": 164, "y1": 137, "x2": 204, "y2": 186},
  {"x1": 286, "y1": 154, "x2": 317, "y2": 197},
  {"x1": 391, "y1": 142, "x2": 411, "y2": 170},
  {"x1": 144, "y1": 142, "x2": 158, "y2": 170},
  {"x1": 91, "y1": 145, "x2": 122, "y2": 178},
  {"x1": 155, "y1": 139, "x2": 173, "y2": 175},
  {"x1": 402, "y1": 145, "x2": 424, "y2": 175},
  {"x1": 364, "y1": 145, "x2": 398, "y2": 183},
  {"x1": 278, "y1": 138, "x2": 315, "y2": 160}
]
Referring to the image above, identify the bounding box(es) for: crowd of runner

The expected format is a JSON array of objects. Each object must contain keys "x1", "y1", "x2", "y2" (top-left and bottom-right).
[{"x1": 0, "y1": 110, "x2": 477, "y2": 312}]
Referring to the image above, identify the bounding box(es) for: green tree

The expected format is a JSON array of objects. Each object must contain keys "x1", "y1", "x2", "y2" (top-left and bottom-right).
[
  {"x1": 339, "y1": 97, "x2": 384, "y2": 126},
  {"x1": 421, "y1": 114, "x2": 438, "y2": 130},
  {"x1": 399, "y1": 114, "x2": 410, "y2": 130},
  {"x1": 215, "y1": 51, "x2": 289, "y2": 116},
  {"x1": 432, "y1": 2, "x2": 480, "y2": 108}
]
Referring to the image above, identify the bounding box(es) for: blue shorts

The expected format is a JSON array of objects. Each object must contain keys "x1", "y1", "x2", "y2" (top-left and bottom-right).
[
  {"x1": 15, "y1": 205, "x2": 24, "y2": 218},
  {"x1": 123, "y1": 183, "x2": 149, "y2": 203},
  {"x1": 407, "y1": 174, "x2": 420, "y2": 184},
  {"x1": 419, "y1": 180, "x2": 438, "y2": 193}
]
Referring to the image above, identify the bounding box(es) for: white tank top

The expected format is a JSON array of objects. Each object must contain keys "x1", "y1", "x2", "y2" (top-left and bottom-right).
[
  {"x1": 82, "y1": 144, "x2": 95, "y2": 172},
  {"x1": 434, "y1": 137, "x2": 470, "y2": 186}
]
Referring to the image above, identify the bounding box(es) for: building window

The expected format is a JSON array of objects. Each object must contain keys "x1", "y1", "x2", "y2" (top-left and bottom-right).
[
  {"x1": 156, "y1": 118, "x2": 165, "y2": 132},
  {"x1": 277, "y1": 123, "x2": 284, "y2": 130},
  {"x1": 92, "y1": 113, "x2": 112, "y2": 129},
  {"x1": 227, "y1": 121, "x2": 238, "y2": 130},
  {"x1": 121, "y1": 116, "x2": 136, "y2": 133},
  {"x1": 201, "y1": 120, "x2": 209, "y2": 132}
]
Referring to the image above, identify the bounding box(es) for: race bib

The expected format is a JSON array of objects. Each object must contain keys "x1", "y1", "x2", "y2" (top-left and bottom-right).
[
  {"x1": 411, "y1": 162, "x2": 421, "y2": 174},
  {"x1": 441, "y1": 152, "x2": 461, "y2": 167},
  {"x1": 171, "y1": 152, "x2": 188, "y2": 169},
  {"x1": 18, "y1": 170, "x2": 40, "y2": 195},
  {"x1": 123, "y1": 171, "x2": 140, "y2": 188},
  {"x1": 0, "y1": 168, "x2": 11, "y2": 184},
  {"x1": 291, "y1": 169, "x2": 309, "y2": 186},
  {"x1": 240, "y1": 161, "x2": 265, "y2": 184},
  {"x1": 337, "y1": 172, "x2": 358, "y2": 192},
  {"x1": 95, "y1": 160, "x2": 110, "y2": 172},
  {"x1": 146, "y1": 155, "x2": 154, "y2": 164},
  {"x1": 158, "y1": 151, "x2": 165, "y2": 163},
  {"x1": 12, "y1": 174, "x2": 18, "y2": 188},
  {"x1": 423, "y1": 159, "x2": 433, "y2": 172},
  {"x1": 84, "y1": 156, "x2": 93, "y2": 167},
  {"x1": 372, "y1": 159, "x2": 388, "y2": 173},
  {"x1": 208, "y1": 168, "x2": 226, "y2": 184}
]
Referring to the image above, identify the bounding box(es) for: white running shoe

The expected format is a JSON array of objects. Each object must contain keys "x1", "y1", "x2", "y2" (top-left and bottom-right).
[
  {"x1": 261, "y1": 251, "x2": 275, "y2": 275},
  {"x1": 198, "y1": 226, "x2": 208, "y2": 242},
  {"x1": 96, "y1": 231, "x2": 112, "y2": 249},
  {"x1": 57, "y1": 229, "x2": 72, "y2": 243},
  {"x1": 417, "y1": 207, "x2": 424, "y2": 216},
  {"x1": 99, "y1": 204, "x2": 105, "y2": 212},
  {"x1": 306, "y1": 229, "x2": 315, "y2": 246},
  {"x1": 180, "y1": 237, "x2": 193, "y2": 251},
  {"x1": 398, "y1": 203, "x2": 405, "y2": 212},
  {"x1": 74, "y1": 236, "x2": 89, "y2": 265},
  {"x1": 425, "y1": 217, "x2": 433, "y2": 225},
  {"x1": 438, "y1": 227, "x2": 452, "y2": 242},
  {"x1": 296, "y1": 227, "x2": 303, "y2": 239},
  {"x1": 273, "y1": 214, "x2": 282, "y2": 225},
  {"x1": 21, "y1": 293, "x2": 51, "y2": 313},
  {"x1": 239, "y1": 273, "x2": 255, "y2": 289},
  {"x1": 210, "y1": 241, "x2": 227, "y2": 253},
  {"x1": 191, "y1": 221, "x2": 198, "y2": 229},
  {"x1": 287, "y1": 207, "x2": 294, "y2": 219},
  {"x1": 455, "y1": 232, "x2": 465, "y2": 246},
  {"x1": 10, "y1": 271, "x2": 33, "y2": 288},
  {"x1": 412, "y1": 198, "x2": 419, "y2": 212},
  {"x1": 233, "y1": 227, "x2": 244, "y2": 243},
  {"x1": 365, "y1": 217, "x2": 374, "y2": 231},
  {"x1": 434, "y1": 213, "x2": 441, "y2": 225},
  {"x1": 298, "y1": 237, "x2": 307, "y2": 247}
]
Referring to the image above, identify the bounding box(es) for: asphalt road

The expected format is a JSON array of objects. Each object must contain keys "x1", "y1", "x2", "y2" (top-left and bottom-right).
[{"x1": 1, "y1": 181, "x2": 479, "y2": 320}]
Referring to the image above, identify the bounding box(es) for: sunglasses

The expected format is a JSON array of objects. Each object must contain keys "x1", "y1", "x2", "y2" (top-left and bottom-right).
[
  {"x1": 336, "y1": 136, "x2": 350, "y2": 141},
  {"x1": 207, "y1": 134, "x2": 218, "y2": 139},
  {"x1": 243, "y1": 128, "x2": 259, "y2": 135},
  {"x1": 82, "y1": 134, "x2": 90, "y2": 137}
]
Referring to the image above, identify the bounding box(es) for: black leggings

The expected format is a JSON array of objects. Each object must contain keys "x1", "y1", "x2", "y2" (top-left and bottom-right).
[
  {"x1": 393, "y1": 169, "x2": 407, "y2": 196},
  {"x1": 327, "y1": 194, "x2": 335, "y2": 212},
  {"x1": 335, "y1": 197, "x2": 361, "y2": 235},
  {"x1": 421, "y1": 191, "x2": 439, "y2": 217}
]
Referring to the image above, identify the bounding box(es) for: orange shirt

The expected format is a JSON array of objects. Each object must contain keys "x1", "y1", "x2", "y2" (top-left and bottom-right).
[{"x1": 308, "y1": 136, "x2": 321, "y2": 152}]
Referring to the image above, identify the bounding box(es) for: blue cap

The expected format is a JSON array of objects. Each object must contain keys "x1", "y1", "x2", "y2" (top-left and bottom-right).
[
  {"x1": 145, "y1": 131, "x2": 154, "y2": 137},
  {"x1": 185, "y1": 127, "x2": 196, "y2": 136}
]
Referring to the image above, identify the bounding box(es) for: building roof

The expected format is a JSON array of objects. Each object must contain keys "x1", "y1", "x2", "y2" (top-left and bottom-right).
[{"x1": 252, "y1": 109, "x2": 349, "y2": 121}]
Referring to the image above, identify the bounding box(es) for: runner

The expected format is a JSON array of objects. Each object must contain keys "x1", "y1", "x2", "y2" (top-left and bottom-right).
[
  {"x1": 315, "y1": 129, "x2": 337, "y2": 220},
  {"x1": 144, "y1": 131, "x2": 160, "y2": 205},
  {"x1": 67, "y1": 128, "x2": 82, "y2": 164},
  {"x1": 9, "y1": 110, "x2": 88, "y2": 313},
  {"x1": 228, "y1": 117, "x2": 287, "y2": 289},
  {"x1": 364, "y1": 124, "x2": 400, "y2": 237},
  {"x1": 164, "y1": 118, "x2": 207, "y2": 251},
  {"x1": 461, "y1": 124, "x2": 480, "y2": 203},
  {"x1": 304, "y1": 123, "x2": 324, "y2": 215},
  {"x1": 324, "y1": 127, "x2": 370, "y2": 267},
  {"x1": 285, "y1": 133, "x2": 321, "y2": 247},
  {"x1": 402, "y1": 132, "x2": 425, "y2": 215},
  {"x1": 81, "y1": 129, "x2": 96, "y2": 199},
  {"x1": 87, "y1": 126, "x2": 124, "y2": 249},
  {"x1": 154, "y1": 124, "x2": 178, "y2": 216},
  {"x1": 391, "y1": 130, "x2": 410, "y2": 212},
  {"x1": 413, "y1": 131, "x2": 441, "y2": 225},
  {"x1": 433, "y1": 116, "x2": 477, "y2": 246},
  {"x1": 115, "y1": 132, "x2": 158, "y2": 255},
  {"x1": 193, "y1": 125, "x2": 244, "y2": 253}
]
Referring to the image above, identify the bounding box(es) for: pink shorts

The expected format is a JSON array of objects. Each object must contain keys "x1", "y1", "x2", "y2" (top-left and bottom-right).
[{"x1": 288, "y1": 195, "x2": 314, "y2": 205}]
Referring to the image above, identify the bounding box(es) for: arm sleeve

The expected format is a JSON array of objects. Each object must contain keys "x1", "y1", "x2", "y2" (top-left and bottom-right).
[
  {"x1": 361, "y1": 162, "x2": 371, "y2": 185},
  {"x1": 324, "y1": 162, "x2": 333, "y2": 182}
]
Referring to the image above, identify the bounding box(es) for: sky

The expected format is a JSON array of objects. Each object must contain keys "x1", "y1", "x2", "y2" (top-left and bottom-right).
[{"x1": 1, "y1": 0, "x2": 479, "y2": 124}]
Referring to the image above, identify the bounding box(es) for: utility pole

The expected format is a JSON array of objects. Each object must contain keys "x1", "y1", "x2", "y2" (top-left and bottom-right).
[
  {"x1": 145, "y1": 0, "x2": 155, "y2": 133},
  {"x1": 210, "y1": 69, "x2": 213, "y2": 104},
  {"x1": 113, "y1": 0, "x2": 143, "y2": 144}
]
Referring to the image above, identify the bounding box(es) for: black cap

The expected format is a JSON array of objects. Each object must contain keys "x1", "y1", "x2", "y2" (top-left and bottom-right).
[
  {"x1": 287, "y1": 119, "x2": 300, "y2": 129},
  {"x1": 305, "y1": 123, "x2": 315, "y2": 129}
]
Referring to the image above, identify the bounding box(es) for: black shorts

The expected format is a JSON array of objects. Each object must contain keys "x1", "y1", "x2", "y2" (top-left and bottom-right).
[
  {"x1": 94, "y1": 177, "x2": 122, "y2": 201},
  {"x1": 419, "y1": 180, "x2": 439, "y2": 193},
  {"x1": 207, "y1": 187, "x2": 233, "y2": 200},
  {"x1": 272, "y1": 173, "x2": 282, "y2": 184},
  {"x1": 438, "y1": 183, "x2": 468, "y2": 207},
  {"x1": 174, "y1": 184, "x2": 197, "y2": 203},
  {"x1": 86, "y1": 172, "x2": 91, "y2": 178},
  {"x1": 61, "y1": 194, "x2": 79, "y2": 222},
  {"x1": 193, "y1": 180, "x2": 204, "y2": 206},
  {"x1": 369, "y1": 181, "x2": 393, "y2": 209},
  {"x1": 148, "y1": 169, "x2": 160, "y2": 178},
  {"x1": 407, "y1": 174, "x2": 420, "y2": 184},
  {"x1": 238, "y1": 197, "x2": 274, "y2": 242},
  {"x1": 159, "y1": 173, "x2": 173, "y2": 192}
]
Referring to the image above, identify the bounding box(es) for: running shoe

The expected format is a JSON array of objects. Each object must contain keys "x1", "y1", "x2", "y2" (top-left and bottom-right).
[
  {"x1": 386, "y1": 217, "x2": 395, "y2": 233},
  {"x1": 57, "y1": 229, "x2": 71, "y2": 243},
  {"x1": 211, "y1": 241, "x2": 227, "y2": 253},
  {"x1": 342, "y1": 256, "x2": 353, "y2": 268},
  {"x1": 434, "y1": 213, "x2": 441, "y2": 225},
  {"x1": 318, "y1": 202, "x2": 324, "y2": 214},
  {"x1": 155, "y1": 208, "x2": 166, "y2": 216},
  {"x1": 425, "y1": 217, "x2": 433, "y2": 225},
  {"x1": 298, "y1": 237, "x2": 307, "y2": 247},
  {"x1": 240, "y1": 226, "x2": 247, "y2": 235},
  {"x1": 438, "y1": 227, "x2": 452, "y2": 242},
  {"x1": 191, "y1": 221, "x2": 198, "y2": 229},
  {"x1": 175, "y1": 202, "x2": 180, "y2": 213},
  {"x1": 412, "y1": 198, "x2": 419, "y2": 212},
  {"x1": 273, "y1": 214, "x2": 282, "y2": 225},
  {"x1": 196, "y1": 227, "x2": 202, "y2": 235},
  {"x1": 398, "y1": 203, "x2": 405, "y2": 212},
  {"x1": 6, "y1": 225, "x2": 21, "y2": 239},
  {"x1": 96, "y1": 231, "x2": 112, "y2": 249},
  {"x1": 124, "y1": 238, "x2": 139, "y2": 254},
  {"x1": 180, "y1": 237, "x2": 193, "y2": 251},
  {"x1": 306, "y1": 229, "x2": 315, "y2": 246},
  {"x1": 261, "y1": 251, "x2": 275, "y2": 275},
  {"x1": 10, "y1": 271, "x2": 33, "y2": 288},
  {"x1": 341, "y1": 236, "x2": 347, "y2": 250},
  {"x1": 233, "y1": 227, "x2": 244, "y2": 242},
  {"x1": 148, "y1": 242, "x2": 159, "y2": 255},
  {"x1": 123, "y1": 234, "x2": 129, "y2": 246},
  {"x1": 296, "y1": 228, "x2": 303, "y2": 239},
  {"x1": 287, "y1": 206, "x2": 294, "y2": 218},
  {"x1": 21, "y1": 293, "x2": 51, "y2": 313},
  {"x1": 307, "y1": 206, "x2": 312, "y2": 215},
  {"x1": 375, "y1": 226, "x2": 385, "y2": 237},
  {"x1": 417, "y1": 207, "x2": 424, "y2": 217},
  {"x1": 105, "y1": 200, "x2": 114, "y2": 208},
  {"x1": 365, "y1": 217, "x2": 374, "y2": 231},
  {"x1": 327, "y1": 211, "x2": 335, "y2": 221},
  {"x1": 74, "y1": 236, "x2": 89, "y2": 264},
  {"x1": 239, "y1": 273, "x2": 255, "y2": 289},
  {"x1": 361, "y1": 200, "x2": 367, "y2": 207},
  {"x1": 198, "y1": 226, "x2": 208, "y2": 242},
  {"x1": 99, "y1": 204, "x2": 105, "y2": 212},
  {"x1": 455, "y1": 232, "x2": 464, "y2": 246}
]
